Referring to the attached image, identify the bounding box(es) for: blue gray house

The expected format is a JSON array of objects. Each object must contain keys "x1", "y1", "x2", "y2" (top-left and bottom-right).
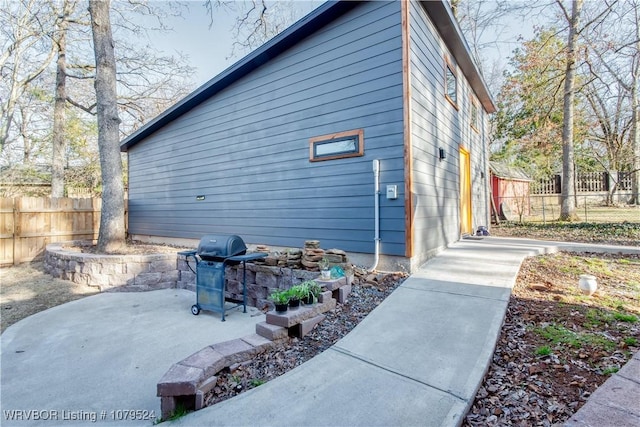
[{"x1": 120, "y1": 0, "x2": 496, "y2": 272}]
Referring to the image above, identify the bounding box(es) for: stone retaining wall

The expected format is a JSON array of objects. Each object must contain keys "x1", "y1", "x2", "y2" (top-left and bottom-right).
[
  {"x1": 45, "y1": 244, "x2": 345, "y2": 302},
  {"x1": 177, "y1": 254, "x2": 320, "y2": 309},
  {"x1": 44, "y1": 242, "x2": 179, "y2": 291}
]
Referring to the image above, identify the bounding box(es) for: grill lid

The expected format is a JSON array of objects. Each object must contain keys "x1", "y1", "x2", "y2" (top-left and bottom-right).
[{"x1": 197, "y1": 234, "x2": 247, "y2": 261}]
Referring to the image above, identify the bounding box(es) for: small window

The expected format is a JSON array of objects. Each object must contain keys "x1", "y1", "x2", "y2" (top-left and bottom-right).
[
  {"x1": 470, "y1": 96, "x2": 479, "y2": 132},
  {"x1": 444, "y1": 58, "x2": 458, "y2": 108},
  {"x1": 309, "y1": 129, "x2": 364, "y2": 162}
]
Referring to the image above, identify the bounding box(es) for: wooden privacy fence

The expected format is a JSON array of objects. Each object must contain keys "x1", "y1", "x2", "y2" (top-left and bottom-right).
[
  {"x1": 0, "y1": 197, "x2": 102, "y2": 266},
  {"x1": 533, "y1": 171, "x2": 635, "y2": 194}
]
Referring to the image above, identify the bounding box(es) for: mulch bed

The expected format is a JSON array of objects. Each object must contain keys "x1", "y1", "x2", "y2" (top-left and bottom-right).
[
  {"x1": 463, "y1": 252, "x2": 640, "y2": 426},
  {"x1": 203, "y1": 272, "x2": 406, "y2": 407}
]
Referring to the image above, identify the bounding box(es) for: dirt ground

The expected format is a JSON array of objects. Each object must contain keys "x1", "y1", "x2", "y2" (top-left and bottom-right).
[
  {"x1": 1, "y1": 241, "x2": 190, "y2": 334},
  {"x1": 464, "y1": 251, "x2": 640, "y2": 426},
  {"x1": 0, "y1": 261, "x2": 98, "y2": 334}
]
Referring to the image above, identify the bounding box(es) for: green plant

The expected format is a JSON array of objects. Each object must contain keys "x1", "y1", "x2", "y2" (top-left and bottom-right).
[
  {"x1": 154, "y1": 403, "x2": 189, "y2": 424},
  {"x1": 269, "y1": 289, "x2": 289, "y2": 305},
  {"x1": 624, "y1": 337, "x2": 638, "y2": 346},
  {"x1": 289, "y1": 283, "x2": 309, "y2": 300},
  {"x1": 250, "y1": 378, "x2": 265, "y2": 387},
  {"x1": 535, "y1": 346, "x2": 552, "y2": 356},
  {"x1": 613, "y1": 312, "x2": 638, "y2": 323},
  {"x1": 585, "y1": 309, "x2": 604, "y2": 328},
  {"x1": 306, "y1": 280, "x2": 322, "y2": 298},
  {"x1": 600, "y1": 366, "x2": 619, "y2": 375},
  {"x1": 534, "y1": 324, "x2": 582, "y2": 348},
  {"x1": 318, "y1": 257, "x2": 330, "y2": 270},
  {"x1": 532, "y1": 324, "x2": 617, "y2": 351},
  {"x1": 588, "y1": 309, "x2": 639, "y2": 325}
]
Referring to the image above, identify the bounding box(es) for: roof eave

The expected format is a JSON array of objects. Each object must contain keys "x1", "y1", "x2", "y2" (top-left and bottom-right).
[
  {"x1": 120, "y1": 1, "x2": 360, "y2": 152},
  {"x1": 420, "y1": 1, "x2": 496, "y2": 114},
  {"x1": 120, "y1": 0, "x2": 496, "y2": 152}
]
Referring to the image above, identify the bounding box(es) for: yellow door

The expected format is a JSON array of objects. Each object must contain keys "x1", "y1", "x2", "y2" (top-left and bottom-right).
[{"x1": 460, "y1": 147, "x2": 472, "y2": 235}]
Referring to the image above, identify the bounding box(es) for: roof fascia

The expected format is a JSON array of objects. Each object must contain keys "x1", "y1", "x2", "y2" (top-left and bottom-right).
[
  {"x1": 419, "y1": 1, "x2": 496, "y2": 114},
  {"x1": 120, "y1": 1, "x2": 360, "y2": 152}
]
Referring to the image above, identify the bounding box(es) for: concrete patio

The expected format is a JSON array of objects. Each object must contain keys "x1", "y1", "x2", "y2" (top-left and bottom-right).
[{"x1": 1, "y1": 237, "x2": 638, "y2": 426}]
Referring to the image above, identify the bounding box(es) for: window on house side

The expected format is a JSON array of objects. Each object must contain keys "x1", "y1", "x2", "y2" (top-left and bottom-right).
[
  {"x1": 471, "y1": 98, "x2": 479, "y2": 132},
  {"x1": 309, "y1": 129, "x2": 364, "y2": 162},
  {"x1": 445, "y1": 61, "x2": 458, "y2": 108}
]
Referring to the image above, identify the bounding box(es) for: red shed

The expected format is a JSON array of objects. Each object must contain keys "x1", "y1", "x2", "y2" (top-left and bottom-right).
[{"x1": 489, "y1": 162, "x2": 533, "y2": 221}]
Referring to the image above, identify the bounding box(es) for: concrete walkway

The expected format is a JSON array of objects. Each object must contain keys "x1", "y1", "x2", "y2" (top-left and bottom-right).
[
  {"x1": 1, "y1": 237, "x2": 638, "y2": 426},
  {"x1": 173, "y1": 237, "x2": 639, "y2": 427}
]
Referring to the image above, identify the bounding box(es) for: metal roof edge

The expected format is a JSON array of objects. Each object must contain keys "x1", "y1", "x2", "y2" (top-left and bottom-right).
[
  {"x1": 120, "y1": 0, "x2": 359, "y2": 152},
  {"x1": 419, "y1": 1, "x2": 496, "y2": 114},
  {"x1": 489, "y1": 161, "x2": 533, "y2": 181}
]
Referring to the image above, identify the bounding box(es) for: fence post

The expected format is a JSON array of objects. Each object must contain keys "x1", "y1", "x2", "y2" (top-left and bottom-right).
[{"x1": 12, "y1": 198, "x2": 20, "y2": 265}]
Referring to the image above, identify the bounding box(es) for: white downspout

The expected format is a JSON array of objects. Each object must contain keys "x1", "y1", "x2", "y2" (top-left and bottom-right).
[{"x1": 369, "y1": 159, "x2": 381, "y2": 272}]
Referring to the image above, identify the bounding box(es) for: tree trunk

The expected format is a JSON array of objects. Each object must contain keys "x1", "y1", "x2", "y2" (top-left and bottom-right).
[
  {"x1": 51, "y1": 0, "x2": 72, "y2": 198},
  {"x1": 559, "y1": 0, "x2": 583, "y2": 221},
  {"x1": 630, "y1": 27, "x2": 640, "y2": 205},
  {"x1": 89, "y1": 0, "x2": 125, "y2": 253}
]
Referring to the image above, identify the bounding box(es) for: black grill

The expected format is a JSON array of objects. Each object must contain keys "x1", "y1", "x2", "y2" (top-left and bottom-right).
[
  {"x1": 179, "y1": 234, "x2": 266, "y2": 321},
  {"x1": 196, "y1": 234, "x2": 247, "y2": 262}
]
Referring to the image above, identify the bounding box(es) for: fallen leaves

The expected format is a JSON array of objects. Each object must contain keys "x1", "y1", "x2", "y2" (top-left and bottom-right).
[
  {"x1": 490, "y1": 222, "x2": 639, "y2": 246},
  {"x1": 463, "y1": 251, "x2": 639, "y2": 427}
]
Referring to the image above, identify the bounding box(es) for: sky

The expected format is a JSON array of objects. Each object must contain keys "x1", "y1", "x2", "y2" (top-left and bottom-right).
[
  {"x1": 141, "y1": 1, "x2": 539, "y2": 92},
  {"x1": 143, "y1": 1, "x2": 323, "y2": 88}
]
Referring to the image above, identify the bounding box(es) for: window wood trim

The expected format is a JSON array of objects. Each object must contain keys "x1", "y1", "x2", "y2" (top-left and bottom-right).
[
  {"x1": 309, "y1": 129, "x2": 364, "y2": 162},
  {"x1": 470, "y1": 95, "x2": 480, "y2": 133},
  {"x1": 444, "y1": 57, "x2": 458, "y2": 110}
]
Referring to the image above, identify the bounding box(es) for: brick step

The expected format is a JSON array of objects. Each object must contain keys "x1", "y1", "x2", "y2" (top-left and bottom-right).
[
  {"x1": 157, "y1": 278, "x2": 352, "y2": 420},
  {"x1": 157, "y1": 334, "x2": 276, "y2": 419}
]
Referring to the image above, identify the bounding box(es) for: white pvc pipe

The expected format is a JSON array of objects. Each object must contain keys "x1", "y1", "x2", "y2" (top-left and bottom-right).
[{"x1": 369, "y1": 159, "x2": 381, "y2": 272}]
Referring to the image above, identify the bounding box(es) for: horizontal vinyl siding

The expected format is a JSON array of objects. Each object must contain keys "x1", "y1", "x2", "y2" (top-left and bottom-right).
[
  {"x1": 408, "y1": 1, "x2": 466, "y2": 263},
  {"x1": 408, "y1": 1, "x2": 491, "y2": 265},
  {"x1": 127, "y1": 1, "x2": 406, "y2": 256}
]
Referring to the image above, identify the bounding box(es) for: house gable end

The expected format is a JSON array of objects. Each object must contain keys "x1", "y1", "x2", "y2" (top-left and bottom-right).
[
  {"x1": 125, "y1": 1, "x2": 407, "y2": 262},
  {"x1": 120, "y1": 1, "x2": 361, "y2": 152}
]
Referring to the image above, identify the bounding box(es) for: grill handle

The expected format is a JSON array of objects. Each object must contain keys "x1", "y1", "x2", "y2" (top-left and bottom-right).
[{"x1": 178, "y1": 250, "x2": 198, "y2": 274}]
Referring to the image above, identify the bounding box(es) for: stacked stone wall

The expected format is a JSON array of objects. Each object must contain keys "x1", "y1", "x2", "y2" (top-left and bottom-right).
[
  {"x1": 177, "y1": 255, "x2": 321, "y2": 309},
  {"x1": 45, "y1": 241, "x2": 348, "y2": 303},
  {"x1": 44, "y1": 242, "x2": 179, "y2": 291}
]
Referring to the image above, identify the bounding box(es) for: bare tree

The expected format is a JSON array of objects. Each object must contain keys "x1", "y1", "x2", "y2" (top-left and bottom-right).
[
  {"x1": 65, "y1": 2, "x2": 194, "y2": 137},
  {"x1": 583, "y1": 81, "x2": 633, "y2": 203},
  {"x1": 8, "y1": 78, "x2": 53, "y2": 165},
  {"x1": 88, "y1": 0, "x2": 125, "y2": 253},
  {"x1": 603, "y1": 0, "x2": 640, "y2": 204},
  {"x1": 632, "y1": 32, "x2": 640, "y2": 205},
  {"x1": 0, "y1": 0, "x2": 56, "y2": 154},
  {"x1": 451, "y1": 0, "x2": 515, "y2": 78},
  {"x1": 554, "y1": 0, "x2": 617, "y2": 219},
  {"x1": 580, "y1": 0, "x2": 638, "y2": 204},
  {"x1": 631, "y1": 6, "x2": 640, "y2": 204},
  {"x1": 51, "y1": 0, "x2": 77, "y2": 198},
  {"x1": 3, "y1": 0, "x2": 193, "y2": 199},
  {"x1": 205, "y1": 0, "x2": 303, "y2": 57},
  {"x1": 557, "y1": 0, "x2": 583, "y2": 220}
]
